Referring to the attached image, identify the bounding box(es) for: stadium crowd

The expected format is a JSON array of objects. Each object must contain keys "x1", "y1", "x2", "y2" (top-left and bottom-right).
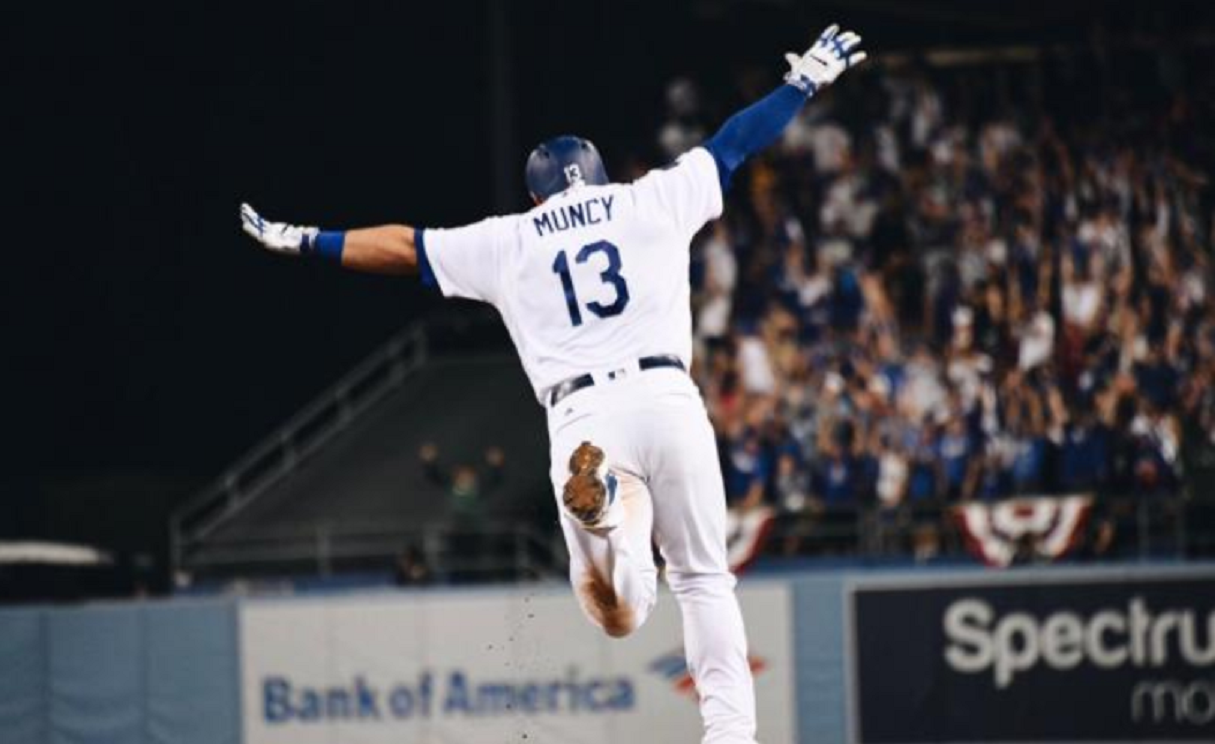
[{"x1": 650, "y1": 43, "x2": 1215, "y2": 549}]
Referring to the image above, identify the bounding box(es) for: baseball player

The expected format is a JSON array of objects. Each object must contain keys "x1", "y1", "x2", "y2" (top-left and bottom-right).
[{"x1": 242, "y1": 25, "x2": 864, "y2": 744}]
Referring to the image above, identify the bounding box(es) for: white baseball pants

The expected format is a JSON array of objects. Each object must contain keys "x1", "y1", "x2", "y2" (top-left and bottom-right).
[{"x1": 546, "y1": 366, "x2": 758, "y2": 744}]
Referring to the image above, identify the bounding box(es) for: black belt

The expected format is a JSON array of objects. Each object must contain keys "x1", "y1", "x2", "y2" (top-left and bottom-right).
[{"x1": 548, "y1": 354, "x2": 686, "y2": 408}]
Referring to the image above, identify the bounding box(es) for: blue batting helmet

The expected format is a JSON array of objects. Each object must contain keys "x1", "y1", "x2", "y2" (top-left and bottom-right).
[{"x1": 524, "y1": 135, "x2": 609, "y2": 201}]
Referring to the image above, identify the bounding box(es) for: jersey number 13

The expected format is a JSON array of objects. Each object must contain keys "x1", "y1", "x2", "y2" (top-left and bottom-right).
[{"x1": 551, "y1": 240, "x2": 631, "y2": 327}]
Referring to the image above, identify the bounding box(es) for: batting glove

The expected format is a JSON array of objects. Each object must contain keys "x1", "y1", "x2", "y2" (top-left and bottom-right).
[
  {"x1": 784, "y1": 24, "x2": 866, "y2": 95},
  {"x1": 240, "y1": 203, "x2": 318, "y2": 257}
]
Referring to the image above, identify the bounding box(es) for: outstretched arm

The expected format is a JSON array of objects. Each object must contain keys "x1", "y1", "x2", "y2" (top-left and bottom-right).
[
  {"x1": 239, "y1": 203, "x2": 422, "y2": 275},
  {"x1": 703, "y1": 24, "x2": 865, "y2": 190}
]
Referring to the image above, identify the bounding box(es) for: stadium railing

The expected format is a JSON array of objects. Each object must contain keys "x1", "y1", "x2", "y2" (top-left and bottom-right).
[
  {"x1": 170, "y1": 323, "x2": 429, "y2": 577},
  {"x1": 178, "y1": 519, "x2": 565, "y2": 589},
  {"x1": 758, "y1": 491, "x2": 1208, "y2": 565}
]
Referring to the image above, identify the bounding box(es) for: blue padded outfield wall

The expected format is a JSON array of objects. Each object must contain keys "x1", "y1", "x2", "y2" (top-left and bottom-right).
[
  {"x1": 0, "y1": 599, "x2": 241, "y2": 744},
  {"x1": 1, "y1": 565, "x2": 1212, "y2": 744}
]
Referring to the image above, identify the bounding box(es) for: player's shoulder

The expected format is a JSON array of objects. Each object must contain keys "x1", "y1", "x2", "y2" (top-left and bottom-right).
[
  {"x1": 471, "y1": 210, "x2": 531, "y2": 243},
  {"x1": 638, "y1": 147, "x2": 714, "y2": 177},
  {"x1": 630, "y1": 146, "x2": 721, "y2": 206},
  {"x1": 631, "y1": 147, "x2": 718, "y2": 192}
]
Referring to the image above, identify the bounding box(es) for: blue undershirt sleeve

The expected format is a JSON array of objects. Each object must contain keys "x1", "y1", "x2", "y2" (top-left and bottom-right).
[
  {"x1": 703, "y1": 83, "x2": 810, "y2": 192},
  {"x1": 415, "y1": 228, "x2": 437, "y2": 288}
]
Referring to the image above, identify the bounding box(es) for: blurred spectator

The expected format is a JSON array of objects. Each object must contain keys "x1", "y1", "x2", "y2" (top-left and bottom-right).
[
  {"x1": 419, "y1": 443, "x2": 506, "y2": 526},
  {"x1": 657, "y1": 78, "x2": 707, "y2": 160},
  {"x1": 724, "y1": 424, "x2": 770, "y2": 510},
  {"x1": 393, "y1": 545, "x2": 432, "y2": 586}
]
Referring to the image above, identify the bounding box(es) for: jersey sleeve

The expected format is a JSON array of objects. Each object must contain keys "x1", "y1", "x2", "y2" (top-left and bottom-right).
[
  {"x1": 416, "y1": 216, "x2": 512, "y2": 303},
  {"x1": 632, "y1": 147, "x2": 724, "y2": 238}
]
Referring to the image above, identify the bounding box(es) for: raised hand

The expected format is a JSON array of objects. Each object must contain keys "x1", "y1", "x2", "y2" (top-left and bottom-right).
[{"x1": 784, "y1": 24, "x2": 866, "y2": 94}]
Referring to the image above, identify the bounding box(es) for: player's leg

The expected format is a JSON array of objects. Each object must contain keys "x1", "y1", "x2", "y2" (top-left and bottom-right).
[
  {"x1": 648, "y1": 399, "x2": 757, "y2": 744},
  {"x1": 555, "y1": 471, "x2": 658, "y2": 637},
  {"x1": 549, "y1": 418, "x2": 659, "y2": 638}
]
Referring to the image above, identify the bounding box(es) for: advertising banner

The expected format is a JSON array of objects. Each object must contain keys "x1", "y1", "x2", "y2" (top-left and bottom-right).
[
  {"x1": 240, "y1": 583, "x2": 794, "y2": 744},
  {"x1": 848, "y1": 571, "x2": 1215, "y2": 743}
]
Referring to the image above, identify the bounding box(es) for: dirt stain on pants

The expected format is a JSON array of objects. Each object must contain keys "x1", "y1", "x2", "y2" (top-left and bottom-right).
[{"x1": 579, "y1": 567, "x2": 634, "y2": 638}]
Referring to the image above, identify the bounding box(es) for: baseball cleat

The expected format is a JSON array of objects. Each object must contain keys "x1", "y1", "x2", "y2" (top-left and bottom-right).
[{"x1": 563, "y1": 441, "x2": 618, "y2": 529}]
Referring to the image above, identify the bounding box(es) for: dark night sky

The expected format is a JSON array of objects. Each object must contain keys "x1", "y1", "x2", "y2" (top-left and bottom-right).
[{"x1": 4, "y1": 0, "x2": 1209, "y2": 545}]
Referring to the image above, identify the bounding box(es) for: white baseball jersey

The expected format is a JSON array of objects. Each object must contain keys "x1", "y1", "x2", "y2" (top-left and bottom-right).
[{"x1": 421, "y1": 147, "x2": 722, "y2": 402}]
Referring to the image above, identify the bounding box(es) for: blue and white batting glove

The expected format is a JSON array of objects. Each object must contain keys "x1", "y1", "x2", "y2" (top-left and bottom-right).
[
  {"x1": 784, "y1": 24, "x2": 866, "y2": 95},
  {"x1": 240, "y1": 203, "x2": 319, "y2": 257}
]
